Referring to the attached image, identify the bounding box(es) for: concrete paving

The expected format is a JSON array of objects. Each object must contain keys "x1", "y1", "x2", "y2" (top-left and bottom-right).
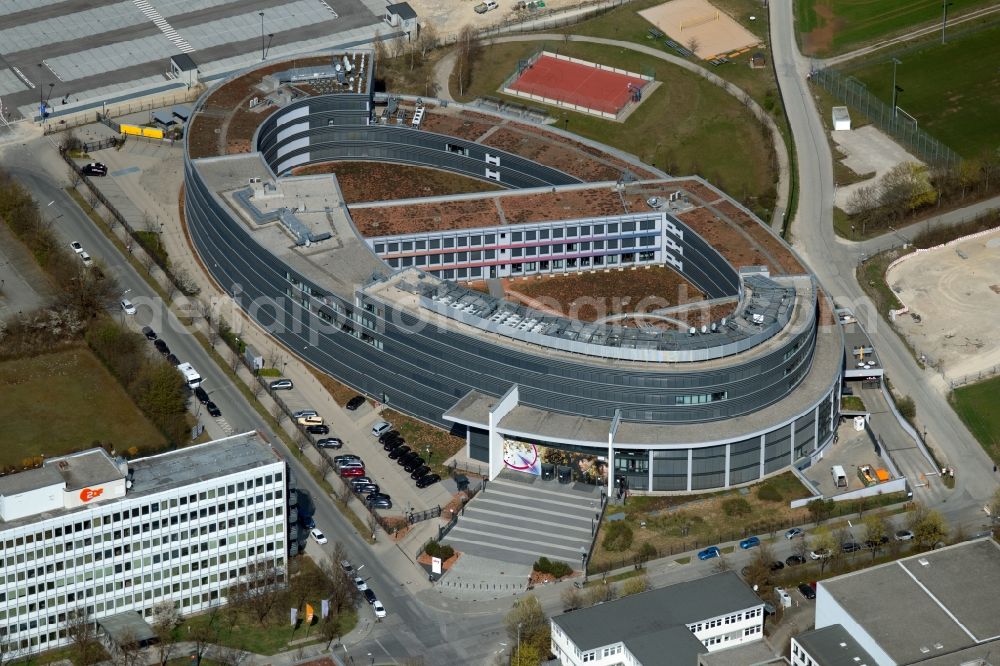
[{"x1": 832, "y1": 125, "x2": 923, "y2": 212}]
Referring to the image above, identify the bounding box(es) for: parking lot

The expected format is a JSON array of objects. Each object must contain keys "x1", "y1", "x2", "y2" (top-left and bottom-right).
[{"x1": 803, "y1": 420, "x2": 889, "y2": 497}]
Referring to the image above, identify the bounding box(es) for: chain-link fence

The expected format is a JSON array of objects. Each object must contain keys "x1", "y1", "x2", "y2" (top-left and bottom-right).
[
  {"x1": 810, "y1": 67, "x2": 961, "y2": 168},
  {"x1": 440, "y1": 0, "x2": 632, "y2": 45}
]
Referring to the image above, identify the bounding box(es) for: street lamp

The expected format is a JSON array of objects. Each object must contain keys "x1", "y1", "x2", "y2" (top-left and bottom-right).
[
  {"x1": 259, "y1": 12, "x2": 266, "y2": 61},
  {"x1": 941, "y1": 0, "x2": 954, "y2": 44},
  {"x1": 890, "y1": 58, "x2": 902, "y2": 119}
]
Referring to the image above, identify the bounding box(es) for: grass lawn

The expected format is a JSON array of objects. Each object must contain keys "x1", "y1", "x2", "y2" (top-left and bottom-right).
[
  {"x1": 795, "y1": 0, "x2": 997, "y2": 57},
  {"x1": 453, "y1": 40, "x2": 776, "y2": 216},
  {"x1": 838, "y1": 22, "x2": 1000, "y2": 159},
  {"x1": 950, "y1": 376, "x2": 1000, "y2": 464},
  {"x1": 590, "y1": 472, "x2": 812, "y2": 571},
  {"x1": 382, "y1": 408, "x2": 466, "y2": 476},
  {"x1": 0, "y1": 346, "x2": 167, "y2": 468}
]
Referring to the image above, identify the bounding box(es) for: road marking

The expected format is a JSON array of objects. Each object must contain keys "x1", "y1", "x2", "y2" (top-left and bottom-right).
[
  {"x1": 216, "y1": 417, "x2": 233, "y2": 434},
  {"x1": 132, "y1": 0, "x2": 195, "y2": 54}
]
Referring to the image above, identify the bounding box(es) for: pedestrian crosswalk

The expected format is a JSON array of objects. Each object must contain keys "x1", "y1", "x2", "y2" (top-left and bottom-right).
[
  {"x1": 133, "y1": 0, "x2": 195, "y2": 54},
  {"x1": 216, "y1": 417, "x2": 234, "y2": 435}
]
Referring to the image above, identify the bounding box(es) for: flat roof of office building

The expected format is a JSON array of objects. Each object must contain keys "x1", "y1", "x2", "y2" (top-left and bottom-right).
[{"x1": 794, "y1": 625, "x2": 876, "y2": 666}]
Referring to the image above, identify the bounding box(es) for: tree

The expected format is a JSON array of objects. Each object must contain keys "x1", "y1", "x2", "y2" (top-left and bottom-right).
[
  {"x1": 806, "y1": 498, "x2": 835, "y2": 524},
  {"x1": 742, "y1": 543, "x2": 777, "y2": 589},
  {"x1": 505, "y1": 595, "x2": 549, "y2": 658},
  {"x1": 909, "y1": 504, "x2": 948, "y2": 550},
  {"x1": 111, "y1": 627, "x2": 144, "y2": 666},
  {"x1": 585, "y1": 581, "x2": 615, "y2": 606},
  {"x1": 373, "y1": 30, "x2": 389, "y2": 78},
  {"x1": 847, "y1": 183, "x2": 880, "y2": 235},
  {"x1": 862, "y1": 513, "x2": 890, "y2": 561},
  {"x1": 454, "y1": 26, "x2": 481, "y2": 97},
  {"x1": 560, "y1": 585, "x2": 583, "y2": 612},
  {"x1": 686, "y1": 36, "x2": 700, "y2": 54},
  {"x1": 620, "y1": 573, "x2": 649, "y2": 597},
  {"x1": 227, "y1": 560, "x2": 283, "y2": 626},
  {"x1": 809, "y1": 527, "x2": 837, "y2": 575},
  {"x1": 66, "y1": 608, "x2": 103, "y2": 666},
  {"x1": 189, "y1": 611, "x2": 219, "y2": 666},
  {"x1": 711, "y1": 555, "x2": 732, "y2": 574},
  {"x1": 151, "y1": 601, "x2": 179, "y2": 666},
  {"x1": 512, "y1": 642, "x2": 543, "y2": 666},
  {"x1": 417, "y1": 24, "x2": 439, "y2": 58}
]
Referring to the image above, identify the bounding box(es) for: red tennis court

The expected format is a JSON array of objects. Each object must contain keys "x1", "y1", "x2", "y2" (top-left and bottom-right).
[{"x1": 507, "y1": 54, "x2": 649, "y2": 116}]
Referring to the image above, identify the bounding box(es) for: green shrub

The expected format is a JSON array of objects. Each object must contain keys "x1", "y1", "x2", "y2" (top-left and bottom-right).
[
  {"x1": 638, "y1": 542, "x2": 657, "y2": 560},
  {"x1": 722, "y1": 498, "x2": 752, "y2": 517},
  {"x1": 896, "y1": 395, "x2": 916, "y2": 421},
  {"x1": 756, "y1": 484, "x2": 782, "y2": 502},
  {"x1": 424, "y1": 541, "x2": 454, "y2": 560},
  {"x1": 533, "y1": 557, "x2": 573, "y2": 578},
  {"x1": 602, "y1": 522, "x2": 634, "y2": 552},
  {"x1": 257, "y1": 368, "x2": 282, "y2": 377}
]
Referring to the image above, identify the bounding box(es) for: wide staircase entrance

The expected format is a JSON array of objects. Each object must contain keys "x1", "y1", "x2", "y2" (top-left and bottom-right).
[{"x1": 443, "y1": 469, "x2": 604, "y2": 568}]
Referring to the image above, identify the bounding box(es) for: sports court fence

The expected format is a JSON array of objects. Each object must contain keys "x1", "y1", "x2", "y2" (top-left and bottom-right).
[
  {"x1": 810, "y1": 67, "x2": 961, "y2": 168},
  {"x1": 440, "y1": 0, "x2": 632, "y2": 45}
]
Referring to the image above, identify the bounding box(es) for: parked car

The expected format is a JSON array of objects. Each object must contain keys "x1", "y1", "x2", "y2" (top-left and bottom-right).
[
  {"x1": 269, "y1": 379, "x2": 293, "y2": 390},
  {"x1": 353, "y1": 482, "x2": 379, "y2": 495},
  {"x1": 80, "y1": 251, "x2": 93, "y2": 267},
  {"x1": 371, "y1": 420, "x2": 392, "y2": 437},
  {"x1": 366, "y1": 492, "x2": 391, "y2": 504},
  {"x1": 292, "y1": 410, "x2": 319, "y2": 419},
  {"x1": 154, "y1": 339, "x2": 169, "y2": 355},
  {"x1": 403, "y1": 457, "x2": 426, "y2": 473},
  {"x1": 346, "y1": 395, "x2": 366, "y2": 411},
  {"x1": 397, "y1": 451, "x2": 420, "y2": 467},
  {"x1": 895, "y1": 529, "x2": 914, "y2": 541},
  {"x1": 372, "y1": 600, "x2": 387, "y2": 619},
  {"x1": 809, "y1": 549, "x2": 831, "y2": 560},
  {"x1": 316, "y1": 438, "x2": 343, "y2": 449},
  {"x1": 378, "y1": 430, "x2": 401, "y2": 444},
  {"x1": 335, "y1": 454, "x2": 362, "y2": 465},
  {"x1": 340, "y1": 466, "x2": 366, "y2": 478},
  {"x1": 842, "y1": 542, "x2": 862, "y2": 553},
  {"x1": 348, "y1": 476, "x2": 373, "y2": 488},
  {"x1": 864, "y1": 536, "x2": 890, "y2": 550},
  {"x1": 739, "y1": 536, "x2": 760, "y2": 550},
  {"x1": 353, "y1": 576, "x2": 368, "y2": 592},
  {"x1": 369, "y1": 497, "x2": 392, "y2": 509},
  {"x1": 409, "y1": 465, "x2": 431, "y2": 480},
  {"x1": 336, "y1": 462, "x2": 364, "y2": 474},
  {"x1": 206, "y1": 401, "x2": 221, "y2": 417},
  {"x1": 306, "y1": 424, "x2": 330, "y2": 435},
  {"x1": 797, "y1": 582, "x2": 816, "y2": 600},
  {"x1": 785, "y1": 555, "x2": 806, "y2": 566},
  {"x1": 310, "y1": 529, "x2": 328, "y2": 545},
  {"x1": 142, "y1": 326, "x2": 157, "y2": 340},
  {"x1": 785, "y1": 528, "x2": 804, "y2": 539},
  {"x1": 301, "y1": 515, "x2": 316, "y2": 530},
  {"x1": 383, "y1": 438, "x2": 406, "y2": 452},
  {"x1": 770, "y1": 561, "x2": 785, "y2": 572},
  {"x1": 120, "y1": 299, "x2": 136, "y2": 315},
  {"x1": 82, "y1": 162, "x2": 108, "y2": 176},
  {"x1": 363, "y1": 589, "x2": 377, "y2": 605},
  {"x1": 415, "y1": 474, "x2": 441, "y2": 489},
  {"x1": 70, "y1": 241, "x2": 84, "y2": 254},
  {"x1": 166, "y1": 353, "x2": 180, "y2": 366},
  {"x1": 296, "y1": 415, "x2": 324, "y2": 426},
  {"x1": 388, "y1": 445, "x2": 411, "y2": 460},
  {"x1": 339, "y1": 560, "x2": 354, "y2": 575},
  {"x1": 697, "y1": 546, "x2": 720, "y2": 561}
]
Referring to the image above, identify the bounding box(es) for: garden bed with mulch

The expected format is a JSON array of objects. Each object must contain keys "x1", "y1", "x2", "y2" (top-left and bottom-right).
[
  {"x1": 295, "y1": 161, "x2": 502, "y2": 203},
  {"x1": 676, "y1": 207, "x2": 773, "y2": 270}
]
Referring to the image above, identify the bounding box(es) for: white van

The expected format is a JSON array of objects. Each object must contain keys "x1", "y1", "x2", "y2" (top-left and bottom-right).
[{"x1": 371, "y1": 421, "x2": 392, "y2": 437}]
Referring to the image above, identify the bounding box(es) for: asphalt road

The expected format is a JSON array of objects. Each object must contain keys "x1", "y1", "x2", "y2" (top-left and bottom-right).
[{"x1": 769, "y1": 3, "x2": 997, "y2": 512}]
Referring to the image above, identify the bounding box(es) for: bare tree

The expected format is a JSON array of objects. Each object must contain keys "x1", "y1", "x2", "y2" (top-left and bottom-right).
[
  {"x1": 373, "y1": 30, "x2": 389, "y2": 78},
  {"x1": 227, "y1": 560, "x2": 284, "y2": 626},
  {"x1": 252, "y1": 379, "x2": 265, "y2": 400},
  {"x1": 368, "y1": 508, "x2": 379, "y2": 541},
  {"x1": 711, "y1": 555, "x2": 731, "y2": 574},
  {"x1": 454, "y1": 26, "x2": 480, "y2": 97},
  {"x1": 318, "y1": 613, "x2": 343, "y2": 651},
  {"x1": 188, "y1": 611, "x2": 219, "y2": 666},
  {"x1": 111, "y1": 627, "x2": 144, "y2": 666},
  {"x1": 271, "y1": 400, "x2": 287, "y2": 425},
  {"x1": 560, "y1": 585, "x2": 583, "y2": 612},
  {"x1": 319, "y1": 453, "x2": 335, "y2": 480},
  {"x1": 151, "y1": 601, "x2": 179, "y2": 666},
  {"x1": 68, "y1": 165, "x2": 82, "y2": 188},
  {"x1": 417, "y1": 24, "x2": 439, "y2": 57},
  {"x1": 229, "y1": 346, "x2": 242, "y2": 373},
  {"x1": 216, "y1": 645, "x2": 251, "y2": 666},
  {"x1": 66, "y1": 608, "x2": 102, "y2": 666},
  {"x1": 686, "y1": 36, "x2": 700, "y2": 54},
  {"x1": 138, "y1": 251, "x2": 156, "y2": 275}
]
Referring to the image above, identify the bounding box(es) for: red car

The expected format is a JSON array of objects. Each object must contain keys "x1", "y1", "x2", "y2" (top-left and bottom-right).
[{"x1": 340, "y1": 466, "x2": 366, "y2": 478}]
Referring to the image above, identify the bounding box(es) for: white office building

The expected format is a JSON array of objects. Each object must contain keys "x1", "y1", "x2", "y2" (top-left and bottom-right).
[
  {"x1": 0, "y1": 432, "x2": 287, "y2": 658},
  {"x1": 550, "y1": 572, "x2": 766, "y2": 665}
]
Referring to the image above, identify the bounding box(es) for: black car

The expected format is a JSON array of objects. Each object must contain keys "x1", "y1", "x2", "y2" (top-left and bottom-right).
[
  {"x1": 363, "y1": 589, "x2": 377, "y2": 604},
  {"x1": 348, "y1": 476, "x2": 373, "y2": 487},
  {"x1": 206, "y1": 401, "x2": 221, "y2": 417},
  {"x1": 82, "y1": 162, "x2": 108, "y2": 176},
  {"x1": 366, "y1": 492, "x2": 391, "y2": 504},
  {"x1": 346, "y1": 395, "x2": 366, "y2": 411},
  {"x1": 842, "y1": 541, "x2": 862, "y2": 553},
  {"x1": 153, "y1": 339, "x2": 169, "y2": 355},
  {"x1": 387, "y1": 445, "x2": 411, "y2": 460},
  {"x1": 353, "y1": 482, "x2": 379, "y2": 495},
  {"x1": 770, "y1": 561, "x2": 785, "y2": 572},
  {"x1": 194, "y1": 387, "x2": 210, "y2": 405},
  {"x1": 403, "y1": 457, "x2": 426, "y2": 473},
  {"x1": 798, "y1": 583, "x2": 816, "y2": 600},
  {"x1": 306, "y1": 424, "x2": 330, "y2": 435},
  {"x1": 864, "y1": 536, "x2": 890, "y2": 550},
  {"x1": 369, "y1": 497, "x2": 392, "y2": 509},
  {"x1": 416, "y1": 473, "x2": 441, "y2": 489},
  {"x1": 409, "y1": 464, "x2": 431, "y2": 480},
  {"x1": 397, "y1": 451, "x2": 420, "y2": 467},
  {"x1": 334, "y1": 454, "x2": 362, "y2": 465},
  {"x1": 785, "y1": 555, "x2": 806, "y2": 566},
  {"x1": 382, "y1": 438, "x2": 405, "y2": 452},
  {"x1": 166, "y1": 353, "x2": 180, "y2": 366},
  {"x1": 142, "y1": 326, "x2": 157, "y2": 340},
  {"x1": 378, "y1": 430, "x2": 401, "y2": 444},
  {"x1": 316, "y1": 438, "x2": 343, "y2": 449}
]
